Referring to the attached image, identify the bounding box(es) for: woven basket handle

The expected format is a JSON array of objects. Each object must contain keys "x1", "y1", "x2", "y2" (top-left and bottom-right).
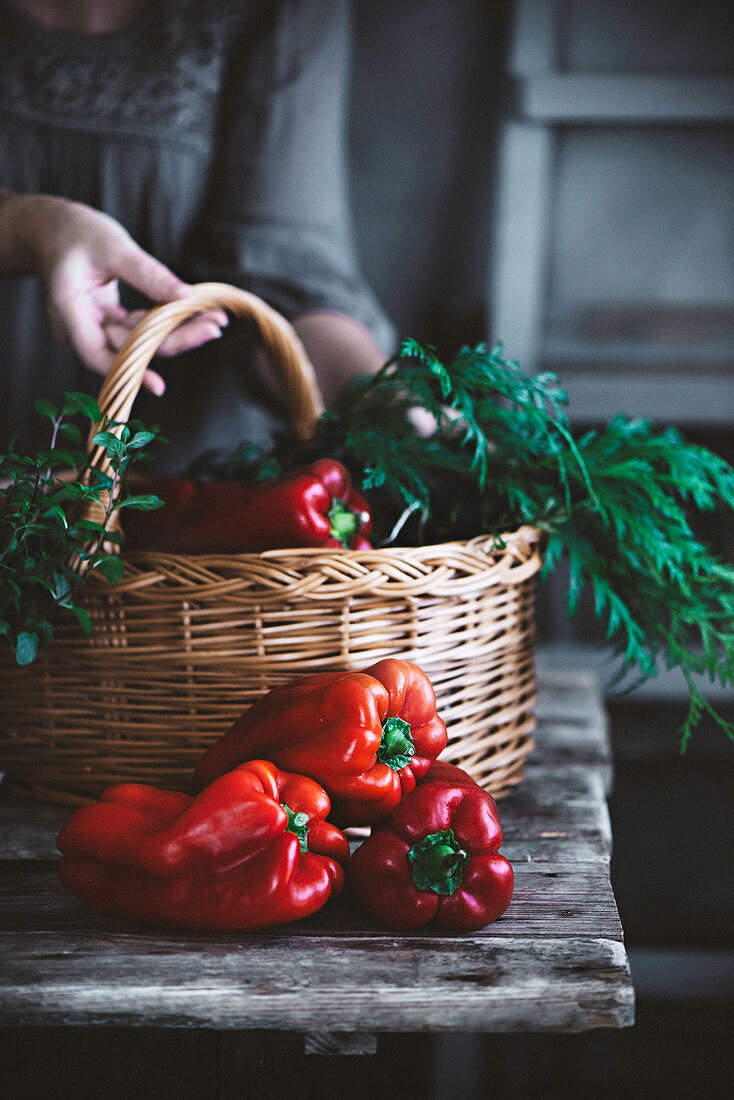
[{"x1": 87, "y1": 282, "x2": 324, "y2": 477}]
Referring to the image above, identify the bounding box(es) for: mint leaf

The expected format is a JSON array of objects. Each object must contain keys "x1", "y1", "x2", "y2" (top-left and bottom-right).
[
  {"x1": 15, "y1": 631, "x2": 39, "y2": 665},
  {"x1": 34, "y1": 399, "x2": 58, "y2": 421},
  {"x1": 63, "y1": 392, "x2": 102, "y2": 421},
  {"x1": 70, "y1": 606, "x2": 93, "y2": 635},
  {"x1": 116, "y1": 494, "x2": 164, "y2": 510},
  {"x1": 94, "y1": 555, "x2": 125, "y2": 584},
  {"x1": 128, "y1": 431, "x2": 156, "y2": 449}
]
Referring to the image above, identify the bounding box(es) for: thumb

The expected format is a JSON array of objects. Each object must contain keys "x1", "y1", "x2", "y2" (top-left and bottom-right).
[{"x1": 114, "y1": 239, "x2": 191, "y2": 304}]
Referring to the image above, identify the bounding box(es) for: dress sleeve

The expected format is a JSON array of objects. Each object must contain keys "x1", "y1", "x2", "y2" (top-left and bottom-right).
[{"x1": 184, "y1": 0, "x2": 396, "y2": 355}]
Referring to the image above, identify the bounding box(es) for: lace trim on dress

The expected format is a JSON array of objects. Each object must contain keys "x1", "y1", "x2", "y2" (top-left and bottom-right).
[{"x1": 0, "y1": 0, "x2": 246, "y2": 143}]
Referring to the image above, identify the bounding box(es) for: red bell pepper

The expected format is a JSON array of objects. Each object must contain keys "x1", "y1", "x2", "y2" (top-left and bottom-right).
[
  {"x1": 123, "y1": 458, "x2": 372, "y2": 553},
  {"x1": 194, "y1": 658, "x2": 448, "y2": 827},
  {"x1": 347, "y1": 762, "x2": 514, "y2": 931},
  {"x1": 57, "y1": 760, "x2": 350, "y2": 932}
]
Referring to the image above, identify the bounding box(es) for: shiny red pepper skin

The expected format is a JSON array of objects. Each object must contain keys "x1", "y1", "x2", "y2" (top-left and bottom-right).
[
  {"x1": 57, "y1": 760, "x2": 350, "y2": 932},
  {"x1": 347, "y1": 762, "x2": 514, "y2": 932},
  {"x1": 194, "y1": 659, "x2": 448, "y2": 827},
  {"x1": 124, "y1": 459, "x2": 372, "y2": 553},
  {"x1": 295, "y1": 459, "x2": 373, "y2": 551}
]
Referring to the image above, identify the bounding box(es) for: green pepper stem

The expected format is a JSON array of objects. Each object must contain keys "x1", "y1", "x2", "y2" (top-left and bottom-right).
[
  {"x1": 377, "y1": 715, "x2": 415, "y2": 771},
  {"x1": 282, "y1": 803, "x2": 310, "y2": 853},
  {"x1": 408, "y1": 830, "x2": 470, "y2": 895},
  {"x1": 328, "y1": 497, "x2": 359, "y2": 547}
]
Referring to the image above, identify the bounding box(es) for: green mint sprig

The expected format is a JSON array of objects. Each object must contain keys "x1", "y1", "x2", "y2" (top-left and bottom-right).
[{"x1": 0, "y1": 392, "x2": 162, "y2": 666}]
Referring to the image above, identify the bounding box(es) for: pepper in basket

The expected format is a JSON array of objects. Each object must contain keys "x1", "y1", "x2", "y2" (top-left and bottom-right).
[{"x1": 123, "y1": 458, "x2": 372, "y2": 553}]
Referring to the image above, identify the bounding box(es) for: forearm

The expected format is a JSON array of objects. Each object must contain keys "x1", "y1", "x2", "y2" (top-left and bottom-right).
[
  {"x1": 0, "y1": 190, "x2": 40, "y2": 276},
  {"x1": 292, "y1": 312, "x2": 385, "y2": 407},
  {"x1": 294, "y1": 310, "x2": 436, "y2": 435}
]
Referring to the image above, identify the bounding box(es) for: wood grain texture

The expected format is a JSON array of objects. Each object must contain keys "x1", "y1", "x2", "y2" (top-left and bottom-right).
[
  {"x1": 0, "y1": 673, "x2": 635, "y2": 1034},
  {"x1": 0, "y1": 933, "x2": 633, "y2": 1034},
  {"x1": 0, "y1": 860, "x2": 624, "y2": 941}
]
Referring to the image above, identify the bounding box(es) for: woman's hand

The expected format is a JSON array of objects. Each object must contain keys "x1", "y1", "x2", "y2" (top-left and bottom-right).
[{"x1": 0, "y1": 193, "x2": 227, "y2": 394}]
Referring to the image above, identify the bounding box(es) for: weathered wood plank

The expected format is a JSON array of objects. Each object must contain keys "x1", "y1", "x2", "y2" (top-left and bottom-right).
[
  {"x1": 529, "y1": 672, "x2": 612, "y2": 790},
  {"x1": 534, "y1": 671, "x2": 607, "y2": 726},
  {"x1": 528, "y1": 722, "x2": 613, "y2": 795},
  {"x1": 0, "y1": 793, "x2": 68, "y2": 859},
  {"x1": 0, "y1": 672, "x2": 635, "y2": 1035},
  {"x1": 0, "y1": 929, "x2": 633, "y2": 1032},
  {"x1": 0, "y1": 860, "x2": 625, "y2": 942},
  {"x1": 527, "y1": 669, "x2": 613, "y2": 790},
  {"x1": 500, "y1": 765, "x2": 612, "y2": 863}
]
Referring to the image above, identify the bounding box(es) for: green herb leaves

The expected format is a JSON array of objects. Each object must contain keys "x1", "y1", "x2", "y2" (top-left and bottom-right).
[
  {"x1": 201, "y1": 340, "x2": 734, "y2": 748},
  {"x1": 558, "y1": 417, "x2": 734, "y2": 749},
  {"x1": 0, "y1": 394, "x2": 162, "y2": 666}
]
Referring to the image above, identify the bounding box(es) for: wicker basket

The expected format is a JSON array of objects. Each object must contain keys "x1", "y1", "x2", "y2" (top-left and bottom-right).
[{"x1": 0, "y1": 284, "x2": 542, "y2": 807}]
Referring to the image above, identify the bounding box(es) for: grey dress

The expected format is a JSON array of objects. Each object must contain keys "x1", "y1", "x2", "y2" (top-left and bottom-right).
[{"x1": 0, "y1": 0, "x2": 394, "y2": 469}]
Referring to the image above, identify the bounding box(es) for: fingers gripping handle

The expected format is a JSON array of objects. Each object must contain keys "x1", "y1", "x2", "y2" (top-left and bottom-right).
[
  {"x1": 87, "y1": 283, "x2": 324, "y2": 476},
  {"x1": 75, "y1": 284, "x2": 324, "y2": 558}
]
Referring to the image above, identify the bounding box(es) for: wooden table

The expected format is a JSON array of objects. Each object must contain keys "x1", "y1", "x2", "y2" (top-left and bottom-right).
[{"x1": 0, "y1": 671, "x2": 634, "y2": 1053}]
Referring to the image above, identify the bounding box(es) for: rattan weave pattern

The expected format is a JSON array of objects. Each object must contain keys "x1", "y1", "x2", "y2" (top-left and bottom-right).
[{"x1": 0, "y1": 286, "x2": 542, "y2": 805}]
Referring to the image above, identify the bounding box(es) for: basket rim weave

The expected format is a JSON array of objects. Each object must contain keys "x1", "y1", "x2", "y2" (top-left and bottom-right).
[{"x1": 81, "y1": 527, "x2": 543, "y2": 607}]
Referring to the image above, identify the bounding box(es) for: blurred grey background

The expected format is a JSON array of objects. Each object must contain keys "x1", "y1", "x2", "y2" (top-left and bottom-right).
[{"x1": 351, "y1": 0, "x2": 734, "y2": 429}]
